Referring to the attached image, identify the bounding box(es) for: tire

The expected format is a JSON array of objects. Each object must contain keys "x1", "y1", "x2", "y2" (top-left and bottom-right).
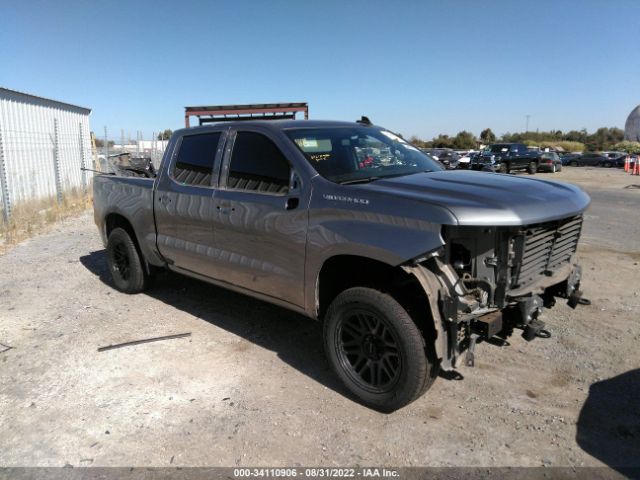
[
  {"x1": 570, "y1": 161, "x2": 579, "y2": 167},
  {"x1": 323, "y1": 287, "x2": 437, "y2": 412},
  {"x1": 558, "y1": 164, "x2": 562, "y2": 172},
  {"x1": 499, "y1": 162, "x2": 509, "y2": 174},
  {"x1": 552, "y1": 164, "x2": 557, "y2": 173},
  {"x1": 603, "y1": 161, "x2": 612, "y2": 168},
  {"x1": 106, "y1": 227, "x2": 148, "y2": 294},
  {"x1": 527, "y1": 161, "x2": 537, "y2": 174}
]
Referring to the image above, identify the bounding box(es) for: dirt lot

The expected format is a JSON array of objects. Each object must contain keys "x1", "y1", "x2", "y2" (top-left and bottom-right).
[{"x1": 0, "y1": 167, "x2": 639, "y2": 469}]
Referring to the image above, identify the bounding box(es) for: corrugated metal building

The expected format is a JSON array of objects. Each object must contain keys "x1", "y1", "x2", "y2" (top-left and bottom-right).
[{"x1": 0, "y1": 87, "x2": 92, "y2": 220}]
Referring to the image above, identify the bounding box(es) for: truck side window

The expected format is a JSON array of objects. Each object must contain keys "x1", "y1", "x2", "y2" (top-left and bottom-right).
[
  {"x1": 228, "y1": 132, "x2": 290, "y2": 194},
  {"x1": 173, "y1": 132, "x2": 221, "y2": 187}
]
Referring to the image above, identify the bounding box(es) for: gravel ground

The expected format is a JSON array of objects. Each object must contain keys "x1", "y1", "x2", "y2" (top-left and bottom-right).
[{"x1": 0, "y1": 167, "x2": 638, "y2": 469}]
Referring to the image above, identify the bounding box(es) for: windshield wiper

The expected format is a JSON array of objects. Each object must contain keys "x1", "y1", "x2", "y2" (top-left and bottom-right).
[{"x1": 339, "y1": 176, "x2": 382, "y2": 185}]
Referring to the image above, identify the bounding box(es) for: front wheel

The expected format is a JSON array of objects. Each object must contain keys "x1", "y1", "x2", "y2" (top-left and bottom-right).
[
  {"x1": 106, "y1": 227, "x2": 148, "y2": 294},
  {"x1": 324, "y1": 287, "x2": 437, "y2": 412},
  {"x1": 570, "y1": 161, "x2": 579, "y2": 167},
  {"x1": 499, "y1": 162, "x2": 509, "y2": 174},
  {"x1": 527, "y1": 161, "x2": 538, "y2": 174}
]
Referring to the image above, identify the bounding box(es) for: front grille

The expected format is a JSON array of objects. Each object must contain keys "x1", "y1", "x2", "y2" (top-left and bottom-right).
[{"x1": 512, "y1": 215, "x2": 583, "y2": 287}]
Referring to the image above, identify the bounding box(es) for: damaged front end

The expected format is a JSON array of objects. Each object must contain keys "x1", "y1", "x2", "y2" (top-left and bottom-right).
[{"x1": 403, "y1": 215, "x2": 587, "y2": 371}]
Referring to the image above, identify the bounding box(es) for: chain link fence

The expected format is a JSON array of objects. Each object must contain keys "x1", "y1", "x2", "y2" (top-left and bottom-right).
[{"x1": 0, "y1": 126, "x2": 169, "y2": 223}]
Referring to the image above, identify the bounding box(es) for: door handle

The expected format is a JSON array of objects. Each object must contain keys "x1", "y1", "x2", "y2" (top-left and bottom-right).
[
  {"x1": 285, "y1": 197, "x2": 299, "y2": 210},
  {"x1": 158, "y1": 195, "x2": 171, "y2": 205}
]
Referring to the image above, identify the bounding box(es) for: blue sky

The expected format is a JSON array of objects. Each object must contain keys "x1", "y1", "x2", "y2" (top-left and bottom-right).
[{"x1": 2, "y1": 0, "x2": 639, "y2": 141}]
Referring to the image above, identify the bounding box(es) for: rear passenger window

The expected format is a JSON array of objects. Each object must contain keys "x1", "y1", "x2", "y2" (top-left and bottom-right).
[
  {"x1": 228, "y1": 132, "x2": 290, "y2": 194},
  {"x1": 173, "y1": 132, "x2": 221, "y2": 187}
]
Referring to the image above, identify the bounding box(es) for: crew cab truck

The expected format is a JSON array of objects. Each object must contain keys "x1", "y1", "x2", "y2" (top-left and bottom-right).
[
  {"x1": 477, "y1": 143, "x2": 541, "y2": 174},
  {"x1": 93, "y1": 120, "x2": 590, "y2": 412}
]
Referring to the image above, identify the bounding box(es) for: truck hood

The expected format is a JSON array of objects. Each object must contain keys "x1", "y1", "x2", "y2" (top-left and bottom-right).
[{"x1": 362, "y1": 171, "x2": 591, "y2": 226}]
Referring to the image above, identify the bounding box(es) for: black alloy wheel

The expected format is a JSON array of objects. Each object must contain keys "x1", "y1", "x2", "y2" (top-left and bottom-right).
[
  {"x1": 106, "y1": 227, "x2": 148, "y2": 294},
  {"x1": 336, "y1": 309, "x2": 402, "y2": 393},
  {"x1": 324, "y1": 287, "x2": 437, "y2": 412},
  {"x1": 112, "y1": 241, "x2": 131, "y2": 281}
]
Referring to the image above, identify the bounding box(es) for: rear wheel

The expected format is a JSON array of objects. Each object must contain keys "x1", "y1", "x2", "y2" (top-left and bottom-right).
[
  {"x1": 324, "y1": 287, "x2": 437, "y2": 412},
  {"x1": 603, "y1": 161, "x2": 612, "y2": 168},
  {"x1": 106, "y1": 227, "x2": 148, "y2": 294},
  {"x1": 570, "y1": 160, "x2": 579, "y2": 167},
  {"x1": 551, "y1": 164, "x2": 557, "y2": 173},
  {"x1": 527, "y1": 161, "x2": 538, "y2": 174}
]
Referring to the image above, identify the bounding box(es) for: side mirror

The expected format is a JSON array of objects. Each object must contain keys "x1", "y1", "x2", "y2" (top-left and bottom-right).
[{"x1": 289, "y1": 171, "x2": 301, "y2": 193}]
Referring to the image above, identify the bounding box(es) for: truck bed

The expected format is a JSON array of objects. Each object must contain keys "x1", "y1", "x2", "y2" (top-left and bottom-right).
[{"x1": 93, "y1": 175, "x2": 158, "y2": 263}]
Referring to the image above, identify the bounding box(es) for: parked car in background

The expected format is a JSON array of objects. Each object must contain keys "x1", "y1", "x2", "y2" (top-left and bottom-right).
[
  {"x1": 538, "y1": 152, "x2": 562, "y2": 173},
  {"x1": 426, "y1": 148, "x2": 460, "y2": 170},
  {"x1": 469, "y1": 153, "x2": 499, "y2": 172},
  {"x1": 559, "y1": 153, "x2": 581, "y2": 166},
  {"x1": 601, "y1": 152, "x2": 628, "y2": 168},
  {"x1": 567, "y1": 152, "x2": 608, "y2": 167},
  {"x1": 479, "y1": 143, "x2": 541, "y2": 174},
  {"x1": 457, "y1": 151, "x2": 478, "y2": 169}
]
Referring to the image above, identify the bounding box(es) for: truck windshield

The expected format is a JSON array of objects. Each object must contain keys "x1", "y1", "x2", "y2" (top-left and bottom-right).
[
  {"x1": 484, "y1": 144, "x2": 511, "y2": 153},
  {"x1": 285, "y1": 127, "x2": 443, "y2": 184}
]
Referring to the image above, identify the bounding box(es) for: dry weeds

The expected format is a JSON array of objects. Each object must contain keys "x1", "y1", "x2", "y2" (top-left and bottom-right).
[{"x1": 0, "y1": 187, "x2": 92, "y2": 255}]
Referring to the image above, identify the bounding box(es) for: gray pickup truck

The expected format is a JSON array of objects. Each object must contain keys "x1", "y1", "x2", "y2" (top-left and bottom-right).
[{"x1": 93, "y1": 120, "x2": 590, "y2": 411}]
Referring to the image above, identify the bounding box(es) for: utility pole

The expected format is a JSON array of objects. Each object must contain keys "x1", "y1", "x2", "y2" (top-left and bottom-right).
[
  {"x1": 104, "y1": 126, "x2": 109, "y2": 161},
  {"x1": 525, "y1": 114, "x2": 530, "y2": 133},
  {"x1": 121, "y1": 129, "x2": 125, "y2": 153}
]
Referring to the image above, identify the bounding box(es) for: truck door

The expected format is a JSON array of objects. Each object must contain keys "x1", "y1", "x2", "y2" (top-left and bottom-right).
[
  {"x1": 154, "y1": 129, "x2": 226, "y2": 276},
  {"x1": 210, "y1": 128, "x2": 309, "y2": 307},
  {"x1": 510, "y1": 144, "x2": 525, "y2": 168}
]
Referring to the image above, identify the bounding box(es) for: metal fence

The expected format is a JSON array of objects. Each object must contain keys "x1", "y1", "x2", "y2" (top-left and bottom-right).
[
  {"x1": 96, "y1": 129, "x2": 169, "y2": 172},
  {"x1": 0, "y1": 125, "x2": 169, "y2": 222},
  {"x1": 0, "y1": 123, "x2": 92, "y2": 222}
]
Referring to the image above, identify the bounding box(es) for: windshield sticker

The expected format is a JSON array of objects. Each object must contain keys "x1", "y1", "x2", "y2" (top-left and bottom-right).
[{"x1": 302, "y1": 138, "x2": 318, "y2": 148}]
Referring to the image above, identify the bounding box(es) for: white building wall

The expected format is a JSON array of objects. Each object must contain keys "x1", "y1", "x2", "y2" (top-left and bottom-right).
[{"x1": 0, "y1": 88, "x2": 92, "y2": 218}]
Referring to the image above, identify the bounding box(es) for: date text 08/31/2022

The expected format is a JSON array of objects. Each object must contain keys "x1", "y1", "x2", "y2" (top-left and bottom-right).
[{"x1": 233, "y1": 468, "x2": 399, "y2": 478}]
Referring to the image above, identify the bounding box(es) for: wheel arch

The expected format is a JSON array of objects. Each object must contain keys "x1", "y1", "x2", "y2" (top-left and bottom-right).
[
  {"x1": 104, "y1": 212, "x2": 152, "y2": 275},
  {"x1": 314, "y1": 254, "x2": 439, "y2": 358}
]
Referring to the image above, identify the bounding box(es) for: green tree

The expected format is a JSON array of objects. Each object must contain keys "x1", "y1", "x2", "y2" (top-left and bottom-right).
[
  {"x1": 480, "y1": 128, "x2": 496, "y2": 144},
  {"x1": 408, "y1": 135, "x2": 428, "y2": 148},
  {"x1": 564, "y1": 129, "x2": 588, "y2": 143},
  {"x1": 94, "y1": 139, "x2": 114, "y2": 148},
  {"x1": 452, "y1": 131, "x2": 477, "y2": 149},
  {"x1": 431, "y1": 134, "x2": 454, "y2": 148},
  {"x1": 613, "y1": 141, "x2": 640, "y2": 154},
  {"x1": 157, "y1": 129, "x2": 173, "y2": 140}
]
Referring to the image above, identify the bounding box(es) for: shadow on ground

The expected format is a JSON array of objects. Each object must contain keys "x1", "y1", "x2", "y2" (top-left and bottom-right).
[
  {"x1": 576, "y1": 368, "x2": 640, "y2": 474},
  {"x1": 80, "y1": 250, "x2": 355, "y2": 400},
  {"x1": 80, "y1": 249, "x2": 468, "y2": 408}
]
